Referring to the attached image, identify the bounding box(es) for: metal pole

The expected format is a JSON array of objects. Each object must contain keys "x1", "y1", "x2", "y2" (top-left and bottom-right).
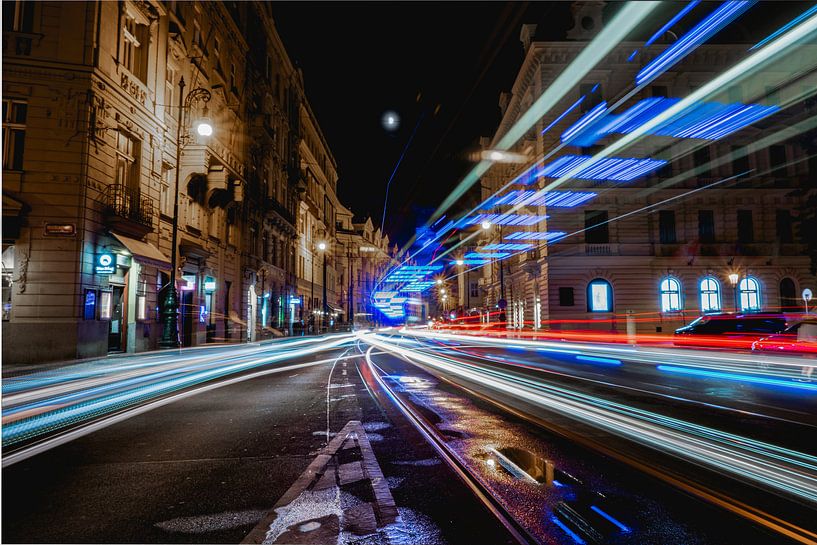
[
  {"x1": 160, "y1": 76, "x2": 186, "y2": 348},
  {"x1": 322, "y1": 250, "x2": 328, "y2": 330},
  {"x1": 310, "y1": 251, "x2": 315, "y2": 334},
  {"x1": 348, "y1": 247, "x2": 353, "y2": 329}
]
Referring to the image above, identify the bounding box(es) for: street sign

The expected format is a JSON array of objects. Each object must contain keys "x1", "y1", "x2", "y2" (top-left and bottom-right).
[
  {"x1": 803, "y1": 288, "x2": 813, "y2": 302},
  {"x1": 94, "y1": 253, "x2": 116, "y2": 275}
]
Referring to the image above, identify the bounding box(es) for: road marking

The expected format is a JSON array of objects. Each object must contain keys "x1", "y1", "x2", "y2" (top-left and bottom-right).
[
  {"x1": 326, "y1": 349, "x2": 351, "y2": 444},
  {"x1": 243, "y1": 420, "x2": 398, "y2": 545}
]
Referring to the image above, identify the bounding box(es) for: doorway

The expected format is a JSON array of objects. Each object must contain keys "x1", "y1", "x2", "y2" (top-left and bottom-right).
[
  {"x1": 181, "y1": 290, "x2": 194, "y2": 347},
  {"x1": 108, "y1": 286, "x2": 125, "y2": 351}
]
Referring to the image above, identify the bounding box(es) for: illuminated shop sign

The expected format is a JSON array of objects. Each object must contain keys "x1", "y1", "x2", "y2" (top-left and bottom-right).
[{"x1": 95, "y1": 253, "x2": 116, "y2": 275}]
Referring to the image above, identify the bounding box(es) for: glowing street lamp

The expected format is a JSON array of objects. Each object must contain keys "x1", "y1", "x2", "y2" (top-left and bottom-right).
[
  {"x1": 455, "y1": 259, "x2": 465, "y2": 266},
  {"x1": 728, "y1": 272, "x2": 740, "y2": 312},
  {"x1": 436, "y1": 278, "x2": 443, "y2": 285},
  {"x1": 481, "y1": 220, "x2": 492, "y2": 230}
]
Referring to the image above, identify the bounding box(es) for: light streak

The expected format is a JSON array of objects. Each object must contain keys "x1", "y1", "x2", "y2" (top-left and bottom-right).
[
  {"x1": 644, "y1": 1, "x2": 701, "y2": 47},
  {"x1": 541, "y1": 96, "x2": 586, "y2": 135},
  {"x1": 636, "y1": 1, "x2": 755, "y2": 86},
  {"x1": 590, "y1": 505, "x2": 631, "y2": 533},
  {"x1": 657, "y1": 365, "x2": 817, "y2": 391},
  {"x1": 576, "y1": 355, "x2": 622, "y2": 366},
  {"x1": 536, "y1": 154, "x2": 666, "y2": 182},
  {"x1": 505, "y1": 231, "x2": 566, "y2": 241},
  {"x1": 551, "y1": 516, "x2": 587, "y2": 544},
  {"x1": 750, "y1": 4, "x2": 817, "y2": 50}
]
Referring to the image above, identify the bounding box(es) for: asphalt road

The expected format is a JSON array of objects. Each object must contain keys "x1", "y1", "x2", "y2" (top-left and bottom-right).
[{"x1": 2, "y1": 343, "x2": 515, "y2": 544}]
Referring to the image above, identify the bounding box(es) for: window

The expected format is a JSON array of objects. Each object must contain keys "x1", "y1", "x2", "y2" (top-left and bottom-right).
[
  {"x1": 160, "y1": 168, "x2": 174, "y2": 216},
  {"x1": 739, "y1": 277, "x2": 761, "y2": 312},
  {"x1": 776, "y1": 209, "x2": 793, "y2": 243},
  {"x1": 121, "y1": 10, "x2": 148, "y2": 81},
  {"x1": 115, "y1": 132, "x2": 139, "y2": 190},
  {"x1": 698, "y1": 210, "x2": 715, "y2": 243},
  {"x1": 559, "y1": 287, "x2": 575, "y2": 306},
  {"x1": 470, "y1": 282, "x2": 479, "y2": 298},
  {"x1": 187, "y1": 198, "x2": 201, "y2": 229},
  {"x1": 3, "y1": 1, "x2": 35, "y2": 32},
  {"x1": 580, "y1": 83, "x2": 603, "y2": 112},
  {"x1": 769, "y1": 145, "x2": 786, "y2": 173},
  {"x1": 693, "y1": 146, "x2": 711, "y2": 176},
  {"x1": 652, "y1": 86, "x2": 668, "y2": 98},
  {"x1": 165, "y1": 65, "x2": 177, "y2": 119},
  {"x1": 737, "y1": 210, "x2": 754, "y2": 243},
  {"x1": 584, "y1": 210, "x2": 609, "y2": 244},
  {"x1": 587, "y1": 279, "x2": 612, "y2": 312},
  {"x1": 731, "y1": 146, "x2": 749, "y2": 177},
  {"x1": 2, "y1": 99, "x2": 27, "y2": 170},
  {"x1": 193, "y1": 20, "x2": 203, "y2": 50},
  {"x1": 699, "y1": 277, "x2": 721, "y2": 313},
  {"x1": 780, "y1": 277, "x2": 797, "y2": 311},
  {"x1": 2, "y1": 246, "x2": 14, "y2": 321},
  {"x1": 230, "y1": 63, "x2": 237, "y2": 91},
  {"x1": 660, "y1": 277, "x2": 682, "y2": 312},
  {"x1": 659, "y1": 210, "x2": 676, "y2": 244},
  {"x1": 213, "y1": 37, "x2": 222, "y2": 74}
]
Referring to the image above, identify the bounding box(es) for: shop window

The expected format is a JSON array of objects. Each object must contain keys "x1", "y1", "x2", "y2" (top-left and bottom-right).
[
  {"x1": 739, "y1": 277, "x2": 761, "y2": 312},
  {"x1": 136, "y1": 278, "x2": 147, "y2": 320},
  {"x1": 100, "y1": 291, "x2": 113, "y2": 320},
  {"x1": 699, "y1": 277, "x2": 721, "y2": 313},
  {"x1": 83, "y1": 289, "x2": 97, "y2": 320},
  {"x1": 587, "y1": 279, "x2": 612, "y2": 312},
  {"x1": 660, "y1": 277, "x2": 682, "y2": 312},
  {"x1": 2, "y1": 246, "x2": 14, "y2": 321},
  {"x1": 3, "y1": 99, "x2": 27, "y2": 170}
]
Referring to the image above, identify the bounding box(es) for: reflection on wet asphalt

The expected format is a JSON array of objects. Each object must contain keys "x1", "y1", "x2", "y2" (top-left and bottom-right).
[{"x1": 370, "y1": 350, "x2": 791, "y2": 545}]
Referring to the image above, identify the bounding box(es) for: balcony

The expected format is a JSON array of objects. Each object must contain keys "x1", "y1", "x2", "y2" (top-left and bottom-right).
[
  {"x1": 103, "y1": 183, "x2": 154, "y2": 239},
  {"x1": 585, "y1": 244, "x2": 612, "y2": 256}
]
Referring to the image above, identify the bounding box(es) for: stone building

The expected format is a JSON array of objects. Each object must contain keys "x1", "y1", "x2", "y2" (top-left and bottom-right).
[
  {"x1": 335, "y1": 206, "x2": 398, "y2": 328},
  {"x1": 1, "y1": 1, "x2": 357, "y2": 363},
  {"x1": 476, "y1": 5, "x2": 817, "y2": 333}
]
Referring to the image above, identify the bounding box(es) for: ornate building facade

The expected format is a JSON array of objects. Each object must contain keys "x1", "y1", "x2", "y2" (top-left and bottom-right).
[{"x1": 477, "y1": 7, "x2": 816, "y2": 333}]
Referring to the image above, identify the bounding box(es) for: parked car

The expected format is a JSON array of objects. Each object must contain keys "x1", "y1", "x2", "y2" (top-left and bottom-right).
[
  {"x1": 673, "y1": 313, "x2": 790, "y2": 349},
  {"x1": 751, "y1": 320, "x2": 817, "y2": 355}
]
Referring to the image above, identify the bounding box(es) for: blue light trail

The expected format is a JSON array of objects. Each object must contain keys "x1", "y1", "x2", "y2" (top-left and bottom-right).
[
  {"x1": 750, "y1": 4, "x2": 817, "y2": 50},
  {"x1": 656, "y1": 365, "x2": 817, "y2": 392},
  {"x1": 535, "y1": 155, "x2": 666, "y2": 182}
]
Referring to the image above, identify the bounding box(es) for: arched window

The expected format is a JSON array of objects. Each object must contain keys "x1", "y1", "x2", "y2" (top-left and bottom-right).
[
  {"x1": 587, "y1": 279, "x2": 613, "y2": 312},
  {"x1": 660, "y1": 277, "x2": 682, "y2": 312},
  {"x1": 779, "y1": 277, "x2": 797, "y2": 311},
  {"x1": 739, "y1": 277, "x2": 761, "y2": 312},
  {"x1": 699, "y1": 277, "x2": 721, "y2": 313}
]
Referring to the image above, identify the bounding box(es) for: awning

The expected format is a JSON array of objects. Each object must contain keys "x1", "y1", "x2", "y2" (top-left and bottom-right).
[
  {"x1": 179, "y1": 238, "x2": 211, "y2": 259},
  {"x1": 112, "y1": 233, "x2": 171, "y2": 269}
]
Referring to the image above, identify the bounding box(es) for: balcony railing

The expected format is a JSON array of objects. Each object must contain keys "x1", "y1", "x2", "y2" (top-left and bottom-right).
[{"x1": 104, "y1": 183, "x2": 154, "y2": 237}]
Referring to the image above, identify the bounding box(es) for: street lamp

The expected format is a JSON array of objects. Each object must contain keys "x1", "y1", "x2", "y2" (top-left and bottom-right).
[
  {"x1": 728, "y1": 272, "x2": 740, "y2": 312},
  {"x1": 436, "y1": 278, "x2": 443, "y2": 285},
  {"x1": 455, "y1": 258, "x2": 464, "y2": 266},
  {"x1": 318, "y1": 242, "x2": 328, "y2": 330},
  {"x1": 481, "y1": 220, "x2": 492, "y2": 230},
  {"x1": 160, "y1": 76, "x2": 212, "y2": 348}
]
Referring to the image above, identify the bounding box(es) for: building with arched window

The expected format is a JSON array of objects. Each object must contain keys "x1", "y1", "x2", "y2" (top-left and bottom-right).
[
  {"x1": 475, "y1": 6, "x2": 816, "y2": 334},
  {"x1": 699, "y1": 277, "x2": 721, "y2": 313}
]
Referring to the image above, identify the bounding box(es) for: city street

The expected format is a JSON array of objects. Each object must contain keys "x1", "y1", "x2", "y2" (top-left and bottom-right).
[{"x1": 3, "y1": 332, "x2": 816, "y2": 544}]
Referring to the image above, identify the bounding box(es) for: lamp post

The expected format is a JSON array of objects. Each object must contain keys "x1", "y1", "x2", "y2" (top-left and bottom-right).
[
  {"x1": 728, "y1": 272, "x2": 740, "y2": 312},
  {"x1": 160, "y1": 76, "x2": 212, "y2": 348},
  {"x1": 318, "y1": 241, "x2": 328, "y2": 331}
]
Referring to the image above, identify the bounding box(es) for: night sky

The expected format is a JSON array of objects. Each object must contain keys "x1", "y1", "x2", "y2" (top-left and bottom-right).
[{"x1": 271, "y1": 2, "x2": 803, "y2": 247}]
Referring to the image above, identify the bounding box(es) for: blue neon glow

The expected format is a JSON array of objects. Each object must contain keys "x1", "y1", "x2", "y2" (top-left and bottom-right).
[
  {"x1": 552, "y1": 479, "x2": 565, "y2": 488},
  {"x1": 627, "y1": 49, "x2": 639, "y2": 62},
  {"x1": 590, "y1": 505, "x2": 631, "y2": 533},
  {"x1": 481, "y1": 190, "x2": 597, "y2": 209},
  {"x1": 560, "y1": 97, "x2": 779, "y2": 146},
  {"x1": 636, "y1": 1, "x2": 755, "y2": 86},
  {"x1": 465, "y1": 252, "x2": 511, "y2": 259},
  {"x1": 561, "y1": 101, "x2": 608, "y2": 143},
  {"x1": 551, "y1": 516, "x2": 587, "y2": 545},
  {"x1": 541, "y1": 96, "x2": 586, "y2": 135},
  {"x1": 535, "y1": 154, "x2": 667, "y2": 182},
  {"x1": 750, "y1": 4, "x2": 817, "y2": 50},
  {"x1": 466, "y1": 213, "x2": 548, "y2": 226},
  {"x1": 460, "y1": 258, "x2": 491, "y2": 265},
  {"x1": 482, "y1": 243, "x2": 534, "y2": 251},
  {"x1": 505, "y1": 231, "x2": 566, "y2": 241},
  {"x1": 576, "y1": 355, "x2": 622, "y2": 366},
  {"x1": 656, "y1": 365, "x2": 817, "y2": 391},
  {"x1": 644, "y1": 0, "x2": 701, "y2": 47}
]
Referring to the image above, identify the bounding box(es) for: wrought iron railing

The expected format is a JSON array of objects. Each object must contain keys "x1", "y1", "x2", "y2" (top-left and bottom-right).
[{"x1": 105, "y1": 183, "x2": 154, "y2": 228}]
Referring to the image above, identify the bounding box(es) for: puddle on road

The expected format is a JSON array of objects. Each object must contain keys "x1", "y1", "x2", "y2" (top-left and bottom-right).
[{"x1": 155, "y1": 509, "x2": 267, "y2": 534}]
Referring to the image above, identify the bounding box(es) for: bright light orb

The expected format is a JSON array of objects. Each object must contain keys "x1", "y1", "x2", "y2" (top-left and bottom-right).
[
  {"x1": 489, "y1": 150, "x2": 504, "y2": 161},
  {"x1": 318, "y1": 242, "x2": 327, "y2": 250},
  {"x1": 382, "y1": 110, "x2": 400, "y2": 131},
  {"x1": 196, "y1": 119, "x2": 213, "y2": 136},
  {"x1": 436, "y1": 279, "x2": 443, "y2": 285},
  {"x1": 456, "y1": 259, "x2": 465, "y2": 266},
  {"x1": 481, "y1": 220, "x2": 492, "y2": 230}
]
